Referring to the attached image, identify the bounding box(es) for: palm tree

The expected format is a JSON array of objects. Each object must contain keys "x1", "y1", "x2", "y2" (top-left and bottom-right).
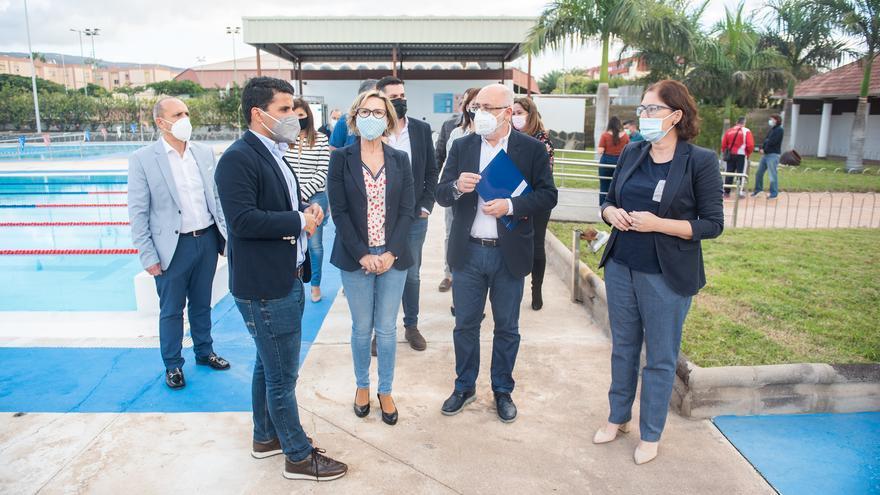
[
  {"x1": 685, "y1": 2, "x2": 787, "y2": 124},
  {"x1": 820, "y1": 0, "x2": 879, "y2": 172},
  {"x1": 625, "y1": 0, "x2": 710, "y2": 82},
  {"x1": 526, "y1": 0, "x2": 675, "y2": 147},
  {"x1": 761, "y1": 0, "x2": 848, "y2": 152}
]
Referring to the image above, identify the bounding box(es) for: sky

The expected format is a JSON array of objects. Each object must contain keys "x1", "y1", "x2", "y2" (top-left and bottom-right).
[{"x1": 1, "y1": 0, "x2": 764, "y2": 79}]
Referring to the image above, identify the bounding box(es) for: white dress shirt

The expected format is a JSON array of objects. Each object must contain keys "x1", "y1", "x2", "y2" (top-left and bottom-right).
[
  {"x1": 160, "y1": 137, "x2": 214, "y2": 234},
  {"x1": 251, "y1": 131, "x2": 308, "y2": 268},
  {"x1": 470, "y1": 126, "x2": 514, "y2": 239}
]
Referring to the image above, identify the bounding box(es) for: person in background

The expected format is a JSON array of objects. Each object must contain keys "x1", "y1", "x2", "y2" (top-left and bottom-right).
[
  {"x1": 752, "y1": 114, "x2": 783, "y2": 200},
  {"x1": 128, "y1": 96, "x2": 230, "y2": 390},
  {"x1": 330, "y1": 80, "x2": 378, "y2": 150},
  {"x1": 512, "y1": 96, "x2": 555, "y2": 311},
  {"x1": 436, "y1": 83, "x2": 558, "y2": 424},
  {"x1": 442, "y1": 87, "x2": 481, "y2": 313},
  {"x1": 622, "y1": 120, "x2": 644, "y2": 142},
  {"x1": 597, "y1": 116, "x2": 630, "y2": 206},
  {"x1": 375, "y1": 76, "x2": 438, "y2": 353},
  {"x1": 319, "y1": 108, "x2": 342, "y2": 139},
  {"x1": 720, "y1": 117, "x2": 754, "y2": 198},
  {"x1": 595, "y1": 79, "x2": 723, "y2": 466},
  {"x1": 215, "y1": 77, "x2": 347, "y2": 481},
  {"x1": 285, "y1": 98, "x2": 331, "y2": 303},
  {"x1": 327, "y1": 90, "x2": 415, "y2": 426}
]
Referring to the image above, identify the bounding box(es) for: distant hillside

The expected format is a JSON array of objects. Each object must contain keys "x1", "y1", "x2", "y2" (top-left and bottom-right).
[{"x1": 1, "y1": 51, "x2": 182, "y2": 71}]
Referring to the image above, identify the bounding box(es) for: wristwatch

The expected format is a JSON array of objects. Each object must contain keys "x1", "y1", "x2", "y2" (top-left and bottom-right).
[{"x1": 451, "y1": 181, "x2": 464, "y2": 200}]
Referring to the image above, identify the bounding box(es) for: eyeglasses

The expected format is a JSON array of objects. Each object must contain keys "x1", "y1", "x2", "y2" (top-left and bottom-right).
[
  {"x1": 636, "y1": 104, "x2": 674, "y2": 117},
  {"x1": 356, "y1": 108, "x2": 386, "y2": 119},
  {"x1": 471, "y1": 104, "x2": 510, "y2": 113}
]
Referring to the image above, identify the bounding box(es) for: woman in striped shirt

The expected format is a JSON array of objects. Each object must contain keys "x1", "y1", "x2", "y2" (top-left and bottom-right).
[{"x1": 286, "y1": 98, "x2": 331, "y2": 303}]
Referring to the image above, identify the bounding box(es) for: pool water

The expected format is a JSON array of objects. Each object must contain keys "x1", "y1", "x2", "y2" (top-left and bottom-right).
[
  {"x1": 0, "y1": 173, "x2": 141, "y2": 311},
  {"x1": 0, "y1": 144, "x2": 145, "y2": 161}
]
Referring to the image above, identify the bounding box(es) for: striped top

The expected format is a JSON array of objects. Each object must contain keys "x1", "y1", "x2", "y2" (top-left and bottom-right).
[{"x1": 283, "y1": 132, "x2": 330, "y2": 201}]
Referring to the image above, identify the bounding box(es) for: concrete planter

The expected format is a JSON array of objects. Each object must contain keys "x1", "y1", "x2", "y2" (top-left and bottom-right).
[{"x1": 545, "y1": 229, "x2": 880, "y2": 418}]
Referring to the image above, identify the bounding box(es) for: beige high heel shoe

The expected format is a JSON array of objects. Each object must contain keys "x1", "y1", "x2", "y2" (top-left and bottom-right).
[
  {"x1": 592, "y1": 422, "x2": 631, "y2": 444},
  {"x1": 634, "y1": 441, "x2": 659, "y2": 465}
]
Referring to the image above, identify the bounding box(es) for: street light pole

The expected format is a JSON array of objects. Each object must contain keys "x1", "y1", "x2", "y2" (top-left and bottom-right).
[
  {"x1": 69, "y1": 28, "x2": 86, "y2": 94},
  {"x1": 84, "y1": 28, "x2": 100, "y2": 90},
  {"x1": 226, "y1": 26, "x2": 240, "y2": 88},
  {"x1": 23, "y1": 0, "x2": 42, "y2": 133}
]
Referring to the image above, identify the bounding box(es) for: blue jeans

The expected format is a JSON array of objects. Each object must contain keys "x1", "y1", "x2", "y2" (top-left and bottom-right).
[
  {"x1": 340, "y1": 246, "x2": 407, "y2": 395},
  {"x1": 307, "y1": 191, "x2": 329, "y2": 287},
  {"x1": 754, "y1": 153, "x2": 780, "y2": 197},
  {"x1": 604, "y1": 259, "x2": 692, "y2": 442},
  {"x1": 451, "y1": 243, "x2": 524, "y2": 393},
  {"x1": 402, "y1": 217, "x2": 429, "y2": 327},
  {"x1": 598, "y1": 154, "x2": 619, "y2": 206},
  {"x1": 154, "y1": 226, "x2": 219, "y2": 370},
  {"x1": 234, "y1": 281, "x2": 313, "y2": 463}
]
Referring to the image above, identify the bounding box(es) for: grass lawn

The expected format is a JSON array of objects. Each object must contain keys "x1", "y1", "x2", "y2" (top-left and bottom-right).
[
  {"x1": 553, "y1": 149, "x2": 880, "y2": 193},
  {"x1": 548, "y1": 221, "x2": 880, "y2": 367}
]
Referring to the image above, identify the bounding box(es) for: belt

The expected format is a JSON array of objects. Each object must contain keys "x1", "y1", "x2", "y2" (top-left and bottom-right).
[
  {"x1": 180, "y1": 225, "x2": 213, "y2": 237},
  {"x1": 296, "y1": 264, "x2": 305, "y2": 279},
  {"x1": 469, "y1": 237, "x2": 499, "y2": 247}
]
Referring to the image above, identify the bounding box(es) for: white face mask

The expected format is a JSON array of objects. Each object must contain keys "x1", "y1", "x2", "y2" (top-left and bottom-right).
[
  {"x1": 474, "y1": 109, "x2": 504, "y2": 136},
  {"x1": 160, "y1": 117, "x2": 192, "y2": 142},
  {"x1": 768, "y1": 119, "x2": 776, "y2": 127},
  {"x1": 511, "y1": 114, "x2": 527, "y2": 130},
  {"x1": 259, "y1": 109, "x2": 301, "y2": 144}
]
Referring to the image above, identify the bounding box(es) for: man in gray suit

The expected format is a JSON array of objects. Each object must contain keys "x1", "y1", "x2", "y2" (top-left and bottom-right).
[{"x1": 128, "y1": 97, "x2": 230, "y2": 389}]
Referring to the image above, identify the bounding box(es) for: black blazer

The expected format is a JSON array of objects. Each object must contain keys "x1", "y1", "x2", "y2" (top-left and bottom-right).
[
  {"x1": 405, "y1": 118, "x2": 439, "y2": 215},
  {"x1": 436, "y1": 130, "x2": 558, "y2": 278},
  {"x1": 599, "y1": 140, "x2": 724, "y2": 296},
  {"x1": 215, "y1": 130, "x2": 312, "y2": 300},
  {"x1": 327, "y1": 141, "x2": 415, "y2": 272}
]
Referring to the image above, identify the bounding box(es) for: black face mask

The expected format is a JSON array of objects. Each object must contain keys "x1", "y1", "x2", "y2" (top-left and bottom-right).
[
  {"x1": 392, "y1": 98, "x2": 407, "y2": 119},
  {"x1": 466, "y1": 110, "x2": 476, "y2": 121},
  {"x1": 298, "y1": 117, "x2": 309, "y2": 130}
]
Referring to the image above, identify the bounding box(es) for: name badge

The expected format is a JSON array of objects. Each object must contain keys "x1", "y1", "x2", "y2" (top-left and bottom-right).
[{"x1": 653, "y1": 180, "x2": 666, "y2": 202}]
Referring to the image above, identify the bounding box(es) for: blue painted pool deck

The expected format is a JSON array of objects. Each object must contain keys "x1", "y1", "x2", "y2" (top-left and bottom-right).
[{"x1": 715, "y1": 413, "x2": 880, "y2": 495}]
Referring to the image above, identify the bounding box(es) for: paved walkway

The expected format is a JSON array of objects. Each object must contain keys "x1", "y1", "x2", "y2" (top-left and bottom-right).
[
  {"x1": 0, "y1": 213, "x2": 772, "y2": 494},
  {"x1": 726, "y1": 192, "x2": 880, "y2": 228}
]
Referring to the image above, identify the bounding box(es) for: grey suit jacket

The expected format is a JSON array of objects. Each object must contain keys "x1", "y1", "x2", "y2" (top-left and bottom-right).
[{"x1": 128, "y1": 139, "x2": 227, "y2": 270}]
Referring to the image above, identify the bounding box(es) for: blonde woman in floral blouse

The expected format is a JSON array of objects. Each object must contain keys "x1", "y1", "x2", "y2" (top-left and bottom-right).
[{"x1": 327, "y1": 90, "x2": 415, "y2": 426}]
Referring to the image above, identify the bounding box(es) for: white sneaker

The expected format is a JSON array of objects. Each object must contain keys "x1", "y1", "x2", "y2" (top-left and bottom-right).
[
  {"x1": 592, "y1": 421, "x2": 630, "y2": 444},
  {"x1": 589, "y1": 231, "x2": 610, "y2": 253}
]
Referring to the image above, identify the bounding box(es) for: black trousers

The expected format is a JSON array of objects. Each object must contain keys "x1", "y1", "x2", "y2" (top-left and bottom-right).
[
  {"x1": 725, "y1": 155, "x2": 746, "y2": 188},
  {"x1": 531, "y1": 209, "x2": 552, "y2": 290}
]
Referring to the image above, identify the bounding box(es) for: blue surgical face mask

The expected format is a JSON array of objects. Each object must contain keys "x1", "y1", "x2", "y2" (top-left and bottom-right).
[
  {"x1": 356, "y1": 115, "x2": 387, "y2": 141},
  {"x1": 639, "y1": 112, "x2": 677, "y2": 143}
]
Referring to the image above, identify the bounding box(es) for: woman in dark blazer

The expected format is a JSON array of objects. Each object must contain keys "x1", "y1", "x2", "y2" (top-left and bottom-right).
[
  {"x1": 592, "y1": 80, "x2": 723, "y2": 465},
  {"x1": 327, "y1": 90, "x2": 414, "y2": 426}
]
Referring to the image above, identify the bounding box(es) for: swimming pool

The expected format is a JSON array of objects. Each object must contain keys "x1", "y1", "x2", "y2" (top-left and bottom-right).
[
  {"x1": 0, "y1": 143, "x2": 145, "y2": 161},
  {"x1": 0, "y1": 173, "x2": 141, "y2": 311}
]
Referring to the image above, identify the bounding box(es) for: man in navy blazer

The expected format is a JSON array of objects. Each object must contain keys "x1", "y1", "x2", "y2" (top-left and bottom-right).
[
  {"x1": 436, "y1": 84, "x2": 558, "y2": 423},
  {"x1": 214, "y1": 77, "x2": 347, "y2": 482},
  {"x1": 377, "y1": 76, "x2": 439, "y2": 351},
  {"x1": 128, "y1": 96, "x2": 229, "y2": 390}
]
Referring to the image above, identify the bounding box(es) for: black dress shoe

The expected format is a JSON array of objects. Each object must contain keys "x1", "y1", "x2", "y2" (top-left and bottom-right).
[
  {"x1": 353, "y1": 389, "x2": 370, "y2": 418},
  {"x1": 378, "y1": 394, "x2": 398, "y2": 425},
  {"x1": 441, "y1": 389, "x2": 476, "y2": 416},
  {"x1": 494, "y1": 392, "x2": 517, "y2": 423},
  {"x1": 531, "y1": 287, "x2": 544, "y2": 311},
  {"x1": 195, "y1": 352, "x2": 230, "y2": 370},
  {"x1": 165, "y1": 368, "x2": 185, "y2": 389}
]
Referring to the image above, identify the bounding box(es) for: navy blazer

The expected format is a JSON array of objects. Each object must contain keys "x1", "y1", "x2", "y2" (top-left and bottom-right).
[
  {"x1": 436, "y1": 130, "x2": 558, "y2": 278},
  {"x1": 327, "y1": 141, "x2": 415, "y2": 272},
  {"x1": 405, "y1": 118, "x2": 439, "y2": 215},
  {"x1": 215, "y1": 130, "x2": 312, "y2": 300},
  {"x1": 599, "y1": 140, "x2": 724, "y2": 296}
]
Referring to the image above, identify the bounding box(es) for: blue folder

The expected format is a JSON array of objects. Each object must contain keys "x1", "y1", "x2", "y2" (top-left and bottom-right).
[{"x1": 476, "y1": 149, "x2": 532, "y2": 230}]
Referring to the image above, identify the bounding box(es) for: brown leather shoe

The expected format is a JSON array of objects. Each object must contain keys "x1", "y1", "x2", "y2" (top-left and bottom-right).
[
  {"x1": 438, "y1": 277, "x2": 452, "y2": 292},
  {"x1": 404, "y1": 326, "x2": 427, "y2": 351},
  {"x1": 252, "y1": 436, "x2": 313, "y2": 459},
  {"x1": 284, "y1": 449, "x2": 348, "y2": 481}
]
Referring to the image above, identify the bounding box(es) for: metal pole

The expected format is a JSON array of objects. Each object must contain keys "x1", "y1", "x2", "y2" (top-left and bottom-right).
[
  {"x1": 71, "y1": 29, "x2": 86, "y2": 95},
  {"x1": 23, "y1": 0, "x2": 42, "y2": 133},
  {"x1": 60, "y1": 52, "x2": 68, "y2": 93},
  {"x1": 571, "y1": 230, "x2": 583, "y2": 303},
  {"x1": 255, "y1": 46, "x2": 262, "y2": 77},
  {"x1": 527, "y1": 52, "x2": 532, "y2": 97}
]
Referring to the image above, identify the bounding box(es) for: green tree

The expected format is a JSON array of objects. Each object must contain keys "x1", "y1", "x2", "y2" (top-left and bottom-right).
[
  {"x1": 114, "y1": 85, "x2": 145, "y2": 96},
  {"x1": 76, "y1": 83, "x2": 110, "y2": 98},
  {"x1": 684, "y1": 2, "x2": 787, "y2": 125},
  {"x1": 820, "y1": 0, "x2": 879, "y2": 171},
  {"x1": 760, "y1": 0, "x2": 848, "y2": 151},
  {"x1": 527, "y1": 0, "x2": 690, "y2": 146},
  {"x1": 539, "y1": 70, "x2": 563, "y2": 94},
  {"x1": 627, "y1": 0, "x2": 710, "y2": 82},
  {"x1": 147, "y1": 80, "x2": 206, "y2": 97},
  {"x1": 0, "y1": 74, "x2": 66, "y2": 94}
]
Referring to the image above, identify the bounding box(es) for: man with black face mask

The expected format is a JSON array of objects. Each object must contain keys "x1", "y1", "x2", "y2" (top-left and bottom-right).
[{"x1": 375, "y1": 76, "x2": 438, "y2": 354}]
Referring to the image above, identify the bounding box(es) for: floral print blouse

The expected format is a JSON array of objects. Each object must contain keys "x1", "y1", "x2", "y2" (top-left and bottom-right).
[{"x1": 362, "y1": 164, "x2": 387, "y2": 247}]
